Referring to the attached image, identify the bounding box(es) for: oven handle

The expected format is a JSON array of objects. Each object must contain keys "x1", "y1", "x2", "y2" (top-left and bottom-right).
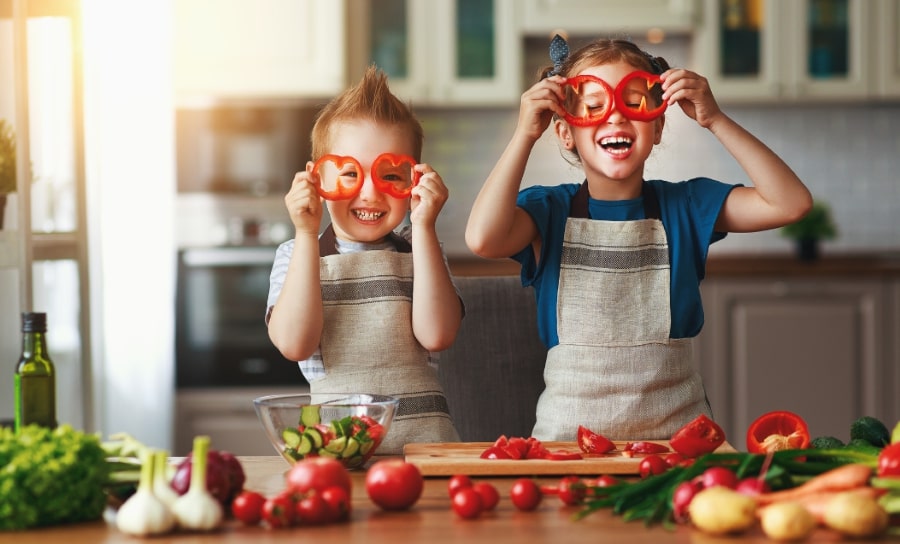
[{"x1": 181, "y1": 247, "x2": 276, "y2": 267}]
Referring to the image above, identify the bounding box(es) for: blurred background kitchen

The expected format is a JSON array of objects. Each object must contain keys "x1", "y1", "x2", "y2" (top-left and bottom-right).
[{"x1": 1, "y1": 0, "x2": 898, "y2": 454}]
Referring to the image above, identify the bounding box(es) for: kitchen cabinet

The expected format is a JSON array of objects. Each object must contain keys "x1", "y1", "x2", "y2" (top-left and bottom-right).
[
  {"x1": 693, "y1": 0, "x2": 892, "y2": 102},
  {"x1": 695, "y1": 275, "x2": 894, "y2": 451},
  {"x1": 346, "y1": 0, "x2": 521, "y2": 105},
  {"x1": 173, "y1": 0, "x2": 346, "y2": 100},
  {"x1": 520, "y1": 0, "x2": 699, "y2": 34},
  {"x1": 174, "y1": 387, "x2": 306, "y2": 456}
]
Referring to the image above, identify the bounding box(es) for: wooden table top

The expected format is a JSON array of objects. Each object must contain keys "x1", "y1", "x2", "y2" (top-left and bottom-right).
[{"x1": 0, "y1": 456, "x2": 891, "y2": 543}]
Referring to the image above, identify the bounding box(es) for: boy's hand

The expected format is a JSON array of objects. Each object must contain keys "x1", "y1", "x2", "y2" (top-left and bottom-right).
[
  {"x1": 284, "y1": 164, "x2": 323, "y2": 236},
  {"x1": 409, "y1": 163, "x2": 448, "y2": 228},
  {"x1": 516, "y1": 76, "x2": 567, "y2": 141},
  {"x1": 660, "y1": 68, "x2": 724, "y2": 129}
]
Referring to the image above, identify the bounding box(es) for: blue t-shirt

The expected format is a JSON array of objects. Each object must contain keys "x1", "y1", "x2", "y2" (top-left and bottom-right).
[{"x1": 513, "y1": 178, "x2": 737, "y2": 348}]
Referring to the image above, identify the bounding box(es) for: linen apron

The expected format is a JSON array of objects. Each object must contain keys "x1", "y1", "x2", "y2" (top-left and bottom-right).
[
  {"x1": 532, "y1": 182, "x2": 710, "y2": 441},
  {"x1": 312, "y1": 227, "x2": 460, "y2": 455}
]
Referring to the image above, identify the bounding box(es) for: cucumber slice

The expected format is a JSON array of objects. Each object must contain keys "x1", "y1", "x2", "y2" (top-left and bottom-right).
[
  {"x1": 282, "y1": 427, "x2": 303, "y2": 448},
  {"x1": 345, "y1": 455, "x2": 365, "y2": 468},
  {"x1": 297, "y1": 433, "x2": 313, "y2": 455},
  {"x1": 341, "y1": 437, "x2": 360, "y2": 459},
  {"x1": 304, "y1": 427, "x2": 324, "y2": 449},
  {"x1": 317, "y1": 449, "x2": 339, "y2": 459},
  {"x1": 300, "y1": 405, "x2": 322, "y2": 427},
  {"x1": 359, "y1": 440, "x2": 374, "y2": 456},
  {"x1": 324, "y1": 435, "x2": 347, "y2": 454}
]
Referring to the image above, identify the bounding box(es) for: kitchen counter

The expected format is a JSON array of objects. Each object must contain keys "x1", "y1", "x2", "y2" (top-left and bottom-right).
[{"x1": 3, "y1": 456, "x2": 896, "y2": 543}]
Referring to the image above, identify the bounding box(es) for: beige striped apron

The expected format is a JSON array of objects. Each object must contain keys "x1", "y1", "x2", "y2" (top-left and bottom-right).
[
  {"x1": 312, "y1": 227, "x2": 460, "y2": 454},
  {"x1": 532, "y1": 182, "x2": 710, "y2": 441}
]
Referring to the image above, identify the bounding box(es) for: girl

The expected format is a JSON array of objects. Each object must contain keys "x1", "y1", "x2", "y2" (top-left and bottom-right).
[{"x1": 465, "y1": 37, "x2": 812, "y2": 441}]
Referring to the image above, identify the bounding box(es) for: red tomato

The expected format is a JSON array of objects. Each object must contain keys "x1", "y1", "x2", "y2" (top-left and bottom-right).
[
  {"x1": 745, "y1": 410, "x2": 810, "y2": 454},
  {"x1": 285, "y1": 457, "x2": 352, "y2": 496},
  {"x1": 878, "y1": 443, "x2": 900, "y2": 477},
  {"x1": 365, "y1": 459, "x2": 424, "y2": 511},
  {"x1": 669, "y1": 414, "x2": 727, "y2": 457},
  {"x1": 261, "y1": 492, "x2": 295, "y2": 528},
  {"x1": 663, "y1": 452, "x2": 686, "y2": 468},
  {"x1": 473, "y1": 482, "x2": 500, "y2": 511},
  {"x1": 577, "y1": 425, "x2": 616, "y2": 454},
  {"x1": 638, "y1": 454, "x2": 669, "y2": 478},
  {"x1": 510, "y1": 478, "x2": 542, "y2": 511},
  {"x1": 231, "y1": 489, "x2": 266, "y2": 525},
  {"x1": 320, "y1": 485, "x2": 351, "y2": 522},
  {"x1": 451, "y1": 487, "x2": 484, "y2": 519},
  {"x1": 294, "y1": 492, "x2": 331, "y2": 525},
  {"x1": 556, "y1": 475, "x2": 587, "y2": 506},
  {"x1": 448, "y1": 474, "x2": 473, "y2": 497}
]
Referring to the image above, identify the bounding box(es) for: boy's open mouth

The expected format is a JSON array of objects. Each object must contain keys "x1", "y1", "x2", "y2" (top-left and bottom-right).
[
  {"x1": 353, "y1": 209, "x2": 385, "y2": 222},
  {"x1": 599, "y1": 136, "x2": 633, "y2": 154}
]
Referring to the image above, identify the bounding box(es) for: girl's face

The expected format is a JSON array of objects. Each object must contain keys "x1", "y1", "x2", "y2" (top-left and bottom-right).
[
  {"x1": 322, "y1": 120, "x2": 415, "y2": 244},
  {"x1": 557, "y1": 60, "x2": 664, "y2": 192}
]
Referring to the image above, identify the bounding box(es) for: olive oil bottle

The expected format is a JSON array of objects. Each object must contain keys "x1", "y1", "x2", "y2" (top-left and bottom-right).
[{"x1": 14, "y1": 312, "x2": 57, "y2": 432}]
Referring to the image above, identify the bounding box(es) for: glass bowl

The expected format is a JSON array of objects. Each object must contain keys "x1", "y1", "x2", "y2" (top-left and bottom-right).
[{"x1": 253, "y1": 393, "x2": 399, "y2": 468}]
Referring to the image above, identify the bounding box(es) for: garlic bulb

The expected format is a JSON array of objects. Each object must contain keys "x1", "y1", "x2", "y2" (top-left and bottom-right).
[
  {"x1": 116, "y1": 450, "x2": 176, "y2": 536},
  {"x1": 171, "y1": 435, "x2": 223, "y2": 531},
  {"x1": 152, "y1": 450, "x2": 179, "y2": 508}
]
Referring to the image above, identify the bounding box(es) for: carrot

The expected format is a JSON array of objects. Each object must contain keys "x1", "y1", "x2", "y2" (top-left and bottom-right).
[{"x1": 755, "y1": 463, "x2": 872, "y2": 505}]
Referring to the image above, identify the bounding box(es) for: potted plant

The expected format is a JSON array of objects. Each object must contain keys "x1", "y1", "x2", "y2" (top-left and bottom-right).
[
  {"x1": 0, "y1": 119, "x2": 17, "y2": 229},
  {"x1": 780, "y1": 200, "x2": 838, "y2": 261}
]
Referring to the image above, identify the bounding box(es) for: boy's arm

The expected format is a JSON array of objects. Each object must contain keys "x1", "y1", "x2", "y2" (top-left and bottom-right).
[{"x1": 661, "y1": 69, "x2": 813, "y2": 233}]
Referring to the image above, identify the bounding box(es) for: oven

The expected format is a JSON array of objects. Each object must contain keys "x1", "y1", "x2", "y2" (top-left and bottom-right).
[{"x1": 175, "y1": 246, "x2": 308, "y2": 389}]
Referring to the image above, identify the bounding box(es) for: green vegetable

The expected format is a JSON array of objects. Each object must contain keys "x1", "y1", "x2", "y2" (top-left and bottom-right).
[
  {"x1": 810, "y1": 435, "x2": 845, "y2": 449},
  {"x1": 850, "y1": 416, "x2": 890, "y2": 447},
  {"x1": 0, "y1": 425, "x2": 110, "y2": 530}
]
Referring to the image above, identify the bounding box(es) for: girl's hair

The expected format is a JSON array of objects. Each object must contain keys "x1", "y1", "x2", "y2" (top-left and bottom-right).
[{"x1": 311, "y1": 65, "x2": 424, "y2": 161}]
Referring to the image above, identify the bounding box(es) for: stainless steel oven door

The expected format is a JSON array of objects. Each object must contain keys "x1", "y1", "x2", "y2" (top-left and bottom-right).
[{"x1": 175, "y1": 246, "x2": 308, "y2": 388}]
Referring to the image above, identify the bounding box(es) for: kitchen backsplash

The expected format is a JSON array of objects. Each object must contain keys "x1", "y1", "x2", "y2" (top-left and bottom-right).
[{"x1": 418, "y1": 103, "x2": 900, "y2": 257}]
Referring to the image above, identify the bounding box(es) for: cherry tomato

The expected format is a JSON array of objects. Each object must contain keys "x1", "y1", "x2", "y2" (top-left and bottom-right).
[
  {"x1": 701, "y1": 466, "x2": 738, "y2": 489},
  {"x1": 585, "y1": 475, "x2": 620, "y2": 499},
  {"x1": 556, "y1": 475, "x2": 587, "y2": 506},
  {"x1": 510, "y1": 478, "x2": 542, "y2": 511},
  {"x1": 877, "y1": 443, "x2": 900, "y2": 477},
  {"x1": 285, "y1": 457, "x2": 352, "y2": 496},
  {"x1": 671, "y1": 479, "x2": 703, "y2": 522},
  {"x1": 320, "y1": 485, "x2": 351, "y2": 522},
  {"x1": 294, "y1": 492, "x2": 330, "y2": 525},
  {"x1": 638, "y1": 454, "x2": 669, "y2": 478},
  {"x1": 448, "y1": 474, "x2": 473, "y2": 497},
  {"x1": 670, "y1": 414, "x2": 727, "y2": 457},
  {"x1": 577, "y1": 425, "x2": 616, "y2": 454},
  {"x1": 663, "y1": 452, "x2": 686, "y2": 468},
  {"x1": 365, "y1": 459, "x2": 424, "y2": 511},
  {"x1": 231, "y1": 489, "x2": 266, "y2": 525},
  {"x1": 451, "y1": 487, "x2": 483, "y2": 519},
  {"x1": 472, "y1": 482, "x2": 499, "y2": 511},
  {"x1": 261, "y1": 491, "x2": 295, "y2": 528}
]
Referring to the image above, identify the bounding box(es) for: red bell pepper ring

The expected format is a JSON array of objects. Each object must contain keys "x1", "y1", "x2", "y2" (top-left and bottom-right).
[
  {"x1": 577, "y1": 424, "x2": 616, "y2": 454},
  {"x1": 746, "y1": 410, "x2": 810, "y2": 454},
  {"x1": 669, "y1": 414, "x2": 727, "y2": 458},
  {"x1": 561, "y1": 70, "x2": 666, "y2": 127},
  {"x1": 613, "y1": 70, "x2": 667, "y2": 122},
  {"x1": 622, "y1": 441, "x2": 670, "y2": 457},
  {"x1": 311, "y1": 154, "x2": 364, "y2": 200},
  {"x1": 542, "y1": 450, "x2": 583, "y2": 461},
  {"x1": 371, "y1": 153, "x2": 420, "y2": 199}
]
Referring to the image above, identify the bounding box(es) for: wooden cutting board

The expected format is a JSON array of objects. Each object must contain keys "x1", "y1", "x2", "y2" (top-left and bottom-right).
[{"x1": 404, "y1": 440, "x2": 736, "y2": 476}]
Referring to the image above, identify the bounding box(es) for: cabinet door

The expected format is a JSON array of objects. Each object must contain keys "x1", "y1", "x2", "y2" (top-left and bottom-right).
[
  {"x1": 173, "y1": 0, "x2": 346, "y2": 99},
  {"x1": 875, "y1": 0, "x2": 900, "y2": 98},
  {"x1": 697, "y1": 279, "x2": 888, "y2": 451},
  {"x1": 521, "y1": 0, "x2": 698, "y2": 33}
]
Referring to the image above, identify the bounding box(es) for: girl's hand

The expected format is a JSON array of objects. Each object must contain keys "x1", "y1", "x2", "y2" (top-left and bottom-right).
[
  {"x1": 660, "y1": 69, "x2": 724, "y2": 129},
  {"x1": 516, "y1": 76, "x2": 568, "y2": 141},
  {"x1": 284, "y1": 164, "x2": 323, "y2": 236},
  {"x1": 409, "y1": 163, "x2": 448, "y2": 229}
]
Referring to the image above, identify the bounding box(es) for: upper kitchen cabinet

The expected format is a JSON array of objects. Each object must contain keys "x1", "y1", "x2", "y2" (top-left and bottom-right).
[
  {"x1": 520, "y1": 0, "x2": 699, "y2": 34},
  {"x1": 347, "y1": 0, "x2": 521, "y2": 106},
  {"x1": 694, "y1": 0, "x2": 897, "y2": 102},
  {"x1": 173, "y1": 0, "x2": 347, "y2": 100}
]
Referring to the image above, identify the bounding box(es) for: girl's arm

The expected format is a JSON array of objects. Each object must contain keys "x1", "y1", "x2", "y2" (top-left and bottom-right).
[
  {"x1": 409, "y1": 166, "x2": 463, "y2": 352},
  {"x1": 661, "y1": 69, "x2": 813, "y2": 233},
  {"x1": 267, "y1": 171, "x2": 325, "y2": 361},
  {"x1": 465, "y1": 77, "x2": 567, "y2": 258}
]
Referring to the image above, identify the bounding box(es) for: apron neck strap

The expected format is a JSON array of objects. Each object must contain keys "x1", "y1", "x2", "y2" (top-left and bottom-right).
[
  {"x1": 318, "y1": 224, "x2": 413, "y2": 256},
  {"x1": 569, "y1": 181, "x2": 661, "y2": 220}
]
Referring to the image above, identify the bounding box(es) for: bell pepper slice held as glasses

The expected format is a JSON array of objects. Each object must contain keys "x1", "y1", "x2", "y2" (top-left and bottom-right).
[
  {"x1": 371, "y1": 153, "x2": 421, "y2": 199},
  {"x1": 746, "y1": 410, "x2": 810, "y2": 454},
  {"x1": 613, "y1": 70, "x2": 667, "y2": 122},
  {"x1": 312, "y1": 154, "x2": 364, "y2": 200},
  {"x1": 561, "y1": 70, "x2": 667, "y2": 127},
  {"x1": 669, "y1": 414, "x2": 726, "y2": 458}
]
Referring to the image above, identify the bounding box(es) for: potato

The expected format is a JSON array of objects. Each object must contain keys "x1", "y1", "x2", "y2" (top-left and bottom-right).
[
  {"x1": 688, "y1": 486, "x2": 758, "y2": 535},
  {"x1": 760, "y1": 502, "x2": 816, "y2": 541},
  {"x1": 822, "y1": 491, "x2": 888, "y2": 538}
]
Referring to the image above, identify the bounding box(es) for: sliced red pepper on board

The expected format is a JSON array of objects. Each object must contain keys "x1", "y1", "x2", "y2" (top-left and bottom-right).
[
  {"x1": 543, "y1": 450, "x2": 583, "y2": 461},
  {"x1": 622, "y1": 441, "x2": 670, "y2": 457},
  {"x1": 669, "y1": 414, "x2": 726, "y2": 457},
  {"x1": 577, "y1": 425, "x2": 616, "y2": 454},
  {"x1": 480, "y1": 446, "x2": 512, "y2": 460},
  {"x1": 746, "y1": 410, "x2": 810, "y2": 454}
]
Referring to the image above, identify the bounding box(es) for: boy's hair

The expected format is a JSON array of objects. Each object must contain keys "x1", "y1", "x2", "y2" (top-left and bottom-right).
[{"x1": 311, "y1": 66, "x2": 424, "y2": 162}]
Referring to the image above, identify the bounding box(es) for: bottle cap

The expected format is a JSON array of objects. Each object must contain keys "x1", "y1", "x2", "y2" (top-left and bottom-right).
[{"x1": 21, "y1": 312, "x2": 47, "y2": 333}]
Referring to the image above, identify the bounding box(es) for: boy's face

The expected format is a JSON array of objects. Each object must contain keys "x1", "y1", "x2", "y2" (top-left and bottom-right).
[{"x1": 323, "y1": 120, "x2": 415, "y2": 244}]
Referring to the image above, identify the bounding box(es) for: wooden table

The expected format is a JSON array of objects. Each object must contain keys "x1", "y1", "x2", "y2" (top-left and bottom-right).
[{"x1": 0, "y1": 456, "x2": 890, "y2": 543}]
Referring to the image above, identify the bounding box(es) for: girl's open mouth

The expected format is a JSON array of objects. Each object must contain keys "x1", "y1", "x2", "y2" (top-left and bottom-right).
[{"x1": 599, "y1": 135, "x2": 634, "y2": 155}]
